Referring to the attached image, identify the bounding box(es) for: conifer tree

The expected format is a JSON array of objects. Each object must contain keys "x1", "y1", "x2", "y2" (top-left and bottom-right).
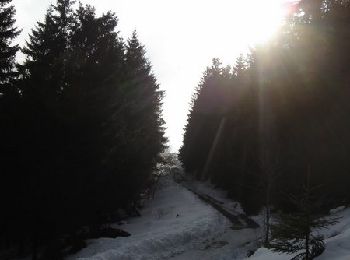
[
  {"x1": 0, "y1": 0, "x2": 19, "y2": 97},
  {"x1": 180, "y1": 58, "x2": 229, "y2": 179},
  {"x1": 181, "y1": 0, "x2": 350, "y2": 216},
  {"x1": 0, "y1": 0, "x2": 21, "y2": 252},
  {"x1": 122, "y1": 31, "x2": 166, "y2": 199},
  {"x1": 17, "y1": 1, "x2": 166, "y2": 249},
  {"x1": 270, "y1": 170, "x2": 337, "y2": 260},
  {"x1": 21, "y1": 0, "x2": 74, "y2": 99}
]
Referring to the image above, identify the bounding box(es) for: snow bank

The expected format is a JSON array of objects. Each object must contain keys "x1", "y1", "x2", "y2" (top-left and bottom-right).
[
  {"x1": 184, "y1": 179, "x2": 245, "y2": 216},
  {"x1": 316, "y1": 207, "x2": 350, "y2": 260},
  {"x1": 248, "y1": 248, "x2": 290, "y2": 260}
]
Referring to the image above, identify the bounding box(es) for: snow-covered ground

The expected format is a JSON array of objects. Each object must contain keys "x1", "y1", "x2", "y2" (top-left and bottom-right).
[
  {"x1": 249, "y1": 206, "x2": 350, "y2": 260},
  {"x1": 68, "y1": 176, "x2": 259, "y2": 260},
  {"x1": 183, "y1": 179, "x2": 245, "y2": 217},
  {"x1": 67, "y1": 173, "x2": 350, "y2": 260}
]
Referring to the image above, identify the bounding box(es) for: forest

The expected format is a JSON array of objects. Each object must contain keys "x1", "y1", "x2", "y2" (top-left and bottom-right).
[
  {"x1": 2, "y1": 0, "x2": 350, "y2": 259},
  {"x1": 0, "y1": 0, "x2": 165, "y2": 258},
  {"x1": 180, "y1": 0, "x2": 350, "y2": 258}
]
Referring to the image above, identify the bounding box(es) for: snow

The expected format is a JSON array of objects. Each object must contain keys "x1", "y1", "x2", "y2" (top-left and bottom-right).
[
  {"x1": 68, "y1": 176, "x2": 259, "y2": 260},
  {"x1": 316, "y1": 207, "x2": 350, "y2": 260},
  {"x1": 184, "y1": 179, "x2": 245, "y2": 216},
  {"x1": 248, "y1": 248, "x2": 291, "y2": 260},
  {"x1": 67, "y1": 171, "x2": 350, "y2": 260}
]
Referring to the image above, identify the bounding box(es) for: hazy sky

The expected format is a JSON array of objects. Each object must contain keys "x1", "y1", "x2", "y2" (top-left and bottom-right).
[{"x1": 13, "y1": 0, "x2": 288, "y2": 152}]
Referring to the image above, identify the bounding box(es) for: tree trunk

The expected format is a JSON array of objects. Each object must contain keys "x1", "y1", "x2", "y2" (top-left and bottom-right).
[
  {"x1": 32, "y1": 235, "x2": 38, "y2": 260},
  {"x1": 264, "y1": 206, "x2": 271, "y2": 246},
  {"x1": 18, "y1": 238, "x2": 24, "y2": 257},
  {"x1": 264, "y1": 178, "x2": 272, "y2": 246},
  {"x1": 305, "y1": 231, "x2": 310, "y2": 260},
  {"x1": 201, "y1": 117, "x2": 226, "y2": 180}
]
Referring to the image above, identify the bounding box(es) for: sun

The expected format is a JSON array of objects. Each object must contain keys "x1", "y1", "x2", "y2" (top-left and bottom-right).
[
  {"x1": 197, "y1": 0, "x2": 295, "y2": 47},
  {"x1": 239, "y1": 0, "x2": 291, "y2": 44},
  {"x1": 158, "y1": 0, "x2": 297, "y2": 151},
  {"x1": 186, "y1": 0, "x2": 298, "y2": 64},
  {"x1": 225, "y1": 0, "x2": 294, "y2": 45}
]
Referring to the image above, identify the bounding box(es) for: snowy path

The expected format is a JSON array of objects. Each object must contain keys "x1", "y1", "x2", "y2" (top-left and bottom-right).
[{"x1": 68, "y1": 176, "x2": 259, "y2": 260}]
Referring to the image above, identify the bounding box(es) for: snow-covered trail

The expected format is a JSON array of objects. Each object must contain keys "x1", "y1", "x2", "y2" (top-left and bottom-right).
[{"x1": 68, "y1": 176, "x2": 259, "y2": 260}]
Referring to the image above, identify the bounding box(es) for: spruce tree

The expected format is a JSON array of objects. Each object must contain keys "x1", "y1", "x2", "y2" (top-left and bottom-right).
[
  {"x1": 0, "y1": 0, "x2": 21, "y2": 252},
  {"x1": 66, "y1": 4, "x2": 127, "y2": 220},
  {"x1": 0, "y1": 0, "x2": 19, "y2": 96},
  {"x1": 122, "y1": 31, "x2": 166, "y2": 200},
  {"x1": 21, "y1": 0, "x2": 74, "y2": 99},
  {"x1": 180, "y1": 58, "x2": 228, "y2": 179},
  {"x1": 15, "y1": 3, "x2": 78, "y2": 256},
  {"x1": 270, "y1": 170, "x2": 337, "y2": 260},
  {"x1": 19, "y1": 1, "x2": 165, "y2": 243}
]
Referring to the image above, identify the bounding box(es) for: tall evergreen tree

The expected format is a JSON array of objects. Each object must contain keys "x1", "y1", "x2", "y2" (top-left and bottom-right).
[
  {"x1": 0, "y1": 0, "x2": 19, "y2": 96},
  {"x1": 270, "y1": 170, "x2": 337, "y2": 260},
  {"x1": 0, "y1": 0, "x2": 21, "y2": 253},
  {"x1": 21, "y1": 0, "x2": 74, "y2": 99},
  {"x1": 6, "y1": 2, "x2": 166, "y2": 256},
  {"x1": 121, "y1": 31, "x2": 166, "y2": 200},
  {"x1": 180, "y1": 58, "x2": 230, "y2": 179},
  {"x1": 181, "y1": 0, "x2": 350, "y2": 216}
]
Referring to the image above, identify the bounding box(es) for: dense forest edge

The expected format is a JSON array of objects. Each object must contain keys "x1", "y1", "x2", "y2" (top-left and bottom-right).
[
  {"x1": 180, "y1": 0, "x2": 350, "y2": 258},
  {"x1": 3, "y1": 0, "x2": 350, "y2": 259},
  {"x1": 0, "y1": 0, "x2": 166, "y2": 259}
]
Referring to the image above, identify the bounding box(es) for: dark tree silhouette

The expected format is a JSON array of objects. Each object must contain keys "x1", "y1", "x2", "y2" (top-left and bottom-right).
[
  {"x1": 0, "y1": 0, "x2": 19, "y2": 95},
  {"x1": 271, "y1": 169, "x2": 338, "y2": 260},
  {"x1": 0, "y1": 0, "x2": 22, "y2": 255},
  {"x1": 180, "y1": 0, "x2": 350, "y2": 217},
  {"x1": 0, "y1": 1, "x2": 165, "y2": 258}
]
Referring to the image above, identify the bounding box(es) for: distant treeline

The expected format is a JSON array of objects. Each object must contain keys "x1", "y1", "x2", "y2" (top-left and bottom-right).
[
  {"x1": 0, "y1": 0, "x2": 165, "y2": 256},
  {"x1": 180, "y1": 0, "x2": 350, "y2": 215}
]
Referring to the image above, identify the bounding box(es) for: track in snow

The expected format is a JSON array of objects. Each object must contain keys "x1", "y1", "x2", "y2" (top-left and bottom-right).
[{"x1": 68, "y1": 176, "x2": 259, "y2": 260}]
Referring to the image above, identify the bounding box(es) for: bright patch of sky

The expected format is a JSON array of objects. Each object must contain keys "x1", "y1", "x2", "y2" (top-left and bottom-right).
[{"x1": 13, "y1": 0, "x2": 292, "y2": 152}]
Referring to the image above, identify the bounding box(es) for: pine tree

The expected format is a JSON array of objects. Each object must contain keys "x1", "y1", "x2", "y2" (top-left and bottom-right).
[
  {"x1": 180, "y1": 55, "x2": 264, "y2": 215},
  {"x1": 270, "y1": 169, "x2": 337, "y2": 260},
  {"x1": 0, "y1": 0, "x2": 21, "y2": 252},
  {"x1": 180, "y1": 58, "x2": 229, "y2": 179},
  {"x1": 1, "y1": 0, "x2": 164, "y2": 256},
  {"x1": 16, "y1": 3, "x2": 77, "y2": 257},
  {"x1": 122, "y1": 31, "x2": 166, "y2": 200},
  {"x1": 19, "y1": 0, "x2": 165, "y2": 240},
  {"x1": 180, "y1": 0, "x2": 350, "y2": 224},
  {"x1": 21, "y1": 0, "x2": 74, "y2": 99},
  {"x1": 66, "y1": 4, "x2": 128, "y2": 220},
  {"x1": 0, "y1": 0, "x2": 19, "y2": 97}
]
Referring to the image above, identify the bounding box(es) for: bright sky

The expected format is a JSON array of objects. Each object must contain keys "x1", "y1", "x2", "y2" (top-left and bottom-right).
[{"x1": 13, "y1": 0, "x2": 293, "y2": 152}]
